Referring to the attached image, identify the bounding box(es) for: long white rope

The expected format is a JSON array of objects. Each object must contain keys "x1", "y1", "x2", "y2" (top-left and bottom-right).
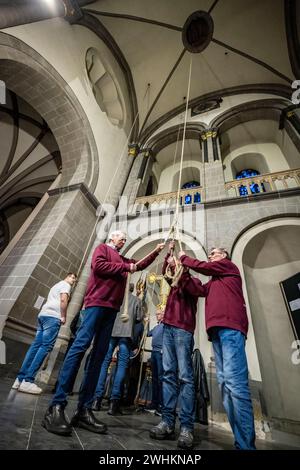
[
  {"x1": 175, "y1": 56, "x2": 193, "y2": 220},
  {"x1": 166, "y1": 56, "x2": 193, "y2": 250},
  {"x1": 163, "y1": 56, "x2": 193, "y2": 285}
]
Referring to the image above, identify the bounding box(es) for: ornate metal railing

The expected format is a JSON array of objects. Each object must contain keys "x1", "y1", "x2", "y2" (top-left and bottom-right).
[
  {"x1": 225, "y1": 168, "x2": 300, "y2": 197},
  {"x1": 135, "y1": 186, "x2": 203, "y2": 207}
]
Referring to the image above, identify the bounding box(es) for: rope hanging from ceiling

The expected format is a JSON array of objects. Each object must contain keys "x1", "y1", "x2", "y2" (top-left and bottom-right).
[{"x1": 162, "y1": 55, "x2": 193, "y2": 288}]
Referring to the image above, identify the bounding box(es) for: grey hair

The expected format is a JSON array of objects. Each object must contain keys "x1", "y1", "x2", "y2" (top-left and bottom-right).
[{"x1": 108, "y1": 230, "x2": 127, "y2": 241}]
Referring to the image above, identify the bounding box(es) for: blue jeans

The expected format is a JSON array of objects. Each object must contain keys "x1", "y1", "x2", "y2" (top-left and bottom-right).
[
  {"x1": 211, "y1": 327, "x2": 256, "y2": 450},
  {"x1": 17, "y1": 316, "x2": 61, "y2": 383},
  {"x1": 94, "y1": 336, "x2": 131, "y2": 400},
  {"x1": 51, "y1": 306, "x2": 117, "y2": 409},
  {"x1": 151, "y1": 350, "x2": 163, "y2": 409},
  {"x1": 162, "y1": 324, "x2": 195, "y2": 431}
]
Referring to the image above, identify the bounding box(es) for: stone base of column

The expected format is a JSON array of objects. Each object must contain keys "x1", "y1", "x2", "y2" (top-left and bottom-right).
[{"x1": 0, "y1": 185, "x2": 98, "y2": 375}]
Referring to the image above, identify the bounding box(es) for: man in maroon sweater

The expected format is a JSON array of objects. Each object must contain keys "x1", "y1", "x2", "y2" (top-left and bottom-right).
[
  {"x1": 150, "y1": 242, "x2": 206, "y2": 449},
  {"x1": 178, "y1": 247, "x2": 256, "y2": 450},
  {"x1": 43, "y1": 230, "x2": 164, "y2": 436}
]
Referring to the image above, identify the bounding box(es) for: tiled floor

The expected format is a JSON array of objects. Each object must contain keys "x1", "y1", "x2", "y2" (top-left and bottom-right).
[{"x1": 0, "y1": 378, "x2": 299, "y2": 451}]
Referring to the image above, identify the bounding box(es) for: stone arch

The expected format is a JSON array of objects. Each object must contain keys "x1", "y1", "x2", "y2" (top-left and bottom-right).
[
  {"x1": 145, "y1": 123, "x2": 206, "y2": 156},
  {"x1": 230, "y1": 152, "x2": 270, "y2": 178},
  {"x1": 123, "y1": 229, "x2": 206, "y2": 260},
  {"x1": 212, "y1": 98, "x2": 300, "y2": 179},
  {"x1": 231, "y1": 217, "x2": 300, "y2": 432},
  {"x1": 210, "y1": 98, "x2": 290, "y2": 132},
  {"x1": 172, "y1": 166, "x2": 201, "y2": 192},
  {"x1": 0, "y1": 32, "x2": 99, "y2": 192}
]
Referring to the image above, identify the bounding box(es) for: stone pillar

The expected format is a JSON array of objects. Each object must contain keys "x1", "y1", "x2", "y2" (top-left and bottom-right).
[
  {"x1": 122, "y1": 148, "x2": 154, "y2": 207},
  {"x1": 0, "y1": 183, "x2": 99, "y2": 378},
  {"x1": 201, "y1": 129, "x2": 226, "y2": 201}
]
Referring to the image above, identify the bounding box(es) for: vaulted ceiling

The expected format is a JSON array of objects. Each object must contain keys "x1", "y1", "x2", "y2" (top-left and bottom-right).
[{"x1": 79, "y1": 0, "x2": 296, "y2": 141}]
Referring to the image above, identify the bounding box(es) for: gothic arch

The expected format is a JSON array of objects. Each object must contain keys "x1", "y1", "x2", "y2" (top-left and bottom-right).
[
  {"x1": 231, "y1": 217, "x2": 300, "y2": 430},
  {"x1": 0, "y1": 32, "x2": 99, "y2": 192},
  {"x1": 210, "y1": 98, "x2": 290, "y2": 133},
  {"x1": 144, "y1": 122, "x2": 206, "y2": 156}
]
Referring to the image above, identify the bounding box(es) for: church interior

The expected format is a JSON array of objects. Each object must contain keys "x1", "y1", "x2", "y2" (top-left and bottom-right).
[{"x1": 0, "y1": 0, "x2": 299, "y2": 451}]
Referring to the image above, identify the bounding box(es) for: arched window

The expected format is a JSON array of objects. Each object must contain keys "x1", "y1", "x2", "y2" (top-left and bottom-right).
[
  {"x1": 236, "y1": 169, "x2": 265, "y2": 196},
  {"x1": 181, "y1": 181, "x2": 201, "y2": 204},
  {"x1": 181, "y1": 181, "x2": 200, "y2": 189}
]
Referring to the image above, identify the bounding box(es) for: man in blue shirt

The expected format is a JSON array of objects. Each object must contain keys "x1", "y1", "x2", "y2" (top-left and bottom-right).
[{"x1": 147, "y1": 309, "x2": 164, "y2": 415}]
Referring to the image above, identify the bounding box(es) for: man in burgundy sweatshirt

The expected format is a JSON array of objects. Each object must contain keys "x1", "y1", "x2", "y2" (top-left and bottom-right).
[
  {"x1": 150, "y1": 242, "x2": 206, "y2": 449},
  {"x1": 178, "y1": 247, "x2": 256, "y2": 450},
  {"x1": 43, "y1": 230, "x2": 164, "y2": 436}
]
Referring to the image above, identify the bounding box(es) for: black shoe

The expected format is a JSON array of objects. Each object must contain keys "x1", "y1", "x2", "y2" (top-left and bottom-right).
[
  {"x1": 71, "y1": 408, "x2": 107, "y2": 434},
  {"x1": 91, "y1": 397, "x2": 102, "y2": 411},
  {"x1": 42, "y1": 405, "x2": 72, "y2": 436},
  {"x1": 149, "y1": 421, "x2": 175, "y2": 440},
  {"x1": 107, "y1": 399, "x2": 123, "y2": 416},
  {"x1": 177, "y1": 428, "x2": 194, "y2": 449}
]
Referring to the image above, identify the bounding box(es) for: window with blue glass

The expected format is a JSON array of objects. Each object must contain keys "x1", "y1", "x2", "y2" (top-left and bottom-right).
[
  {"x1": 182, "y1": 181, "x2": 200, "y2": 189},
  {"x1": 236, "y1": 169, "x2": 265, "y2": 196},
  {"x1": 181, "y1": 181, "x2": 201, "y2": 204}
]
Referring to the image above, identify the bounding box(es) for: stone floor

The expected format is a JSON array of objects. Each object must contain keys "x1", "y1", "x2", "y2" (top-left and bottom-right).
[{"x1": 0, "y1": 378, "x2": 299, "y2": 451}]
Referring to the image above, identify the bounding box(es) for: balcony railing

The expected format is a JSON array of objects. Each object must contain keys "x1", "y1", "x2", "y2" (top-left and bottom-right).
[
  {"x1": 134, "y1": 168, "x2": 300, "y2": 210},
  {"x1": 135, "y1": 186, "x2": 204, "y2": 208},
  {"x1": 225, "y1": 168, "x2": 300, "y2": 198}
]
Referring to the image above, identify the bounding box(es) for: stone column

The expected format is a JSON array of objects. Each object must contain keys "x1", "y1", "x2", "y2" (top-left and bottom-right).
[
  {"x1": 201, "y1": 129, "x2": 226, "y2": 201},
  {"x1": 122, "y1": 148, "x2": 154, "y2": 207},
  {"x1": 0, "y1": 183, "x2": 99, "y2": 379}
]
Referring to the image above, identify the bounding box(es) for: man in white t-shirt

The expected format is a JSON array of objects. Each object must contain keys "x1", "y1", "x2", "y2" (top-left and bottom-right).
[{"x1": 11, "y1": 273, "x2": 77, "y2": 395}]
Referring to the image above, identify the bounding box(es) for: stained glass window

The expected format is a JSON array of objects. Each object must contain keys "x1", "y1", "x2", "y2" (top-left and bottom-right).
[
  {"x1": 182, "y1": 181, "x2": 200, "y2": 189},
  {"x1": 194, "y1": 192, "x2": 201, "y2": 203},
  {"x1": 236, "y1": 169, "x2": 265, "y2": 196},
  {"x1": 181, "y1": 181, "x2": 201, "y2": 204}
]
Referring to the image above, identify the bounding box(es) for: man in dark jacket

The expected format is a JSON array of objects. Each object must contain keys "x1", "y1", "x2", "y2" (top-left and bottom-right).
[
  {"x1": 178, "y1": 247, "x2": 256, "y2": 450},
  {"x1": 146, "y1": 308, "x2": 164, "y2": 415},
  {"x1": 150, "y1": 242, "x2": 206, "y2": 449},
  {"x1": 43, "y1": 230, "x2": 164, "y2": 436}
]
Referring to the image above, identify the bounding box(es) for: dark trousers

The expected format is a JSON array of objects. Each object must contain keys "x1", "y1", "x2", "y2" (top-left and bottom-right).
[
  {"x1": 151, "y1": 350, "x2": 163, "y2": 409},
  {"x1": 95, "y1": 336, "x2": 131, "y2": 400}
]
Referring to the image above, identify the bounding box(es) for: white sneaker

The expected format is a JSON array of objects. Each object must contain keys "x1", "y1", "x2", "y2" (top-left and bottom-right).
[
  {"x1": 19, "y1": 381, "x2": 42, "y2": 395},
  {"x1": 11, "y1": 378, "x2": 21, "y2": 390}
]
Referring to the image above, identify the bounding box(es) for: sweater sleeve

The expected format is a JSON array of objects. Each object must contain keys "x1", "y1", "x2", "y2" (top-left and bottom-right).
[
  {"x1": 135, "y1": 249, "x2": 160, "y2": 271},
  {"x1": 92, "y1": 245, "x2": 130, "y2": 276},
  {"x1": 182, "y1": 276, "x2": 208, "y2": 297},
  {"x1": 180, "y1": 255, "x2": 236, "y2": 277}
]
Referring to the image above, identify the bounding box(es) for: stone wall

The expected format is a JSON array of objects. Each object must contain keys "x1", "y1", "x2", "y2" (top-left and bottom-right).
[{"x1": 0, "y1": 185, "x2": 97, "y2": 343}]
